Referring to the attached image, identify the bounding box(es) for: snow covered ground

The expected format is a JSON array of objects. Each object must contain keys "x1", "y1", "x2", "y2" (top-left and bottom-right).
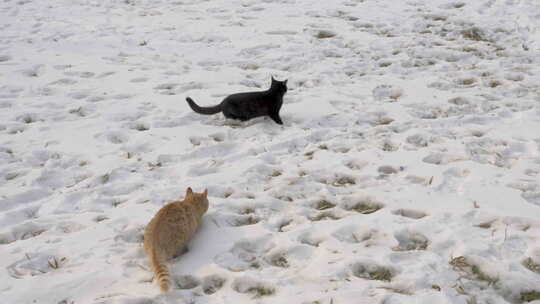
[{"x1": 2, "y1": 0, "x2": 540, "y2": 303}]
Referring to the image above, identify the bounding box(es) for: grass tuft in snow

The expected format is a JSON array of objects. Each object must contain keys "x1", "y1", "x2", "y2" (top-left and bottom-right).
[
  {"x1": 470, "y1": 265, "x2": 498, "y2": 285},
  {"x1": 315, "y1": 30, "x2": 336, "y2": 39},
  {"x1": 450, "y1": 256, "x2": 499, "y2": 285},
  {"x1": 461, "y1": 27, "x2": 488, "y2": 41},
  {"x1": 352, "y1": 263, "x2": 395, "y2": 282},
  {"x1": 521, "y1": 291, "x2": 540, "y2": 302},
  {"x1": 343, "y1": 199, "x2": 384, "y2": 214},
  {"x1": 314, "y1": 200, "x2": 336, "y2": 210},
  {"x1": 230, "y1": 215, "x2": 260, "y2": 226},
  {"x1": 310, "y1": 211, "x2": 341, "y2": 221},
  {"x1": 333, "y1": 176, "x2": 356, "y2": 187},
  {"x1": 233, "y1": 278, "x2": 276, "y2": 298},
  {"x1": 522, "y1": 258, "x2": 540, "y2": 275},
  {"x1": 269, "y1": 254, "x2": 289, "y2": 268},
  {"x1": 47, "y1": 256, "x2": 67, "y2": 270}
]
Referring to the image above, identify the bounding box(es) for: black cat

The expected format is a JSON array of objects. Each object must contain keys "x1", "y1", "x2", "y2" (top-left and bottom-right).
[{"x1": 185, "y1": 77, "x2": 288, "y2": 125}]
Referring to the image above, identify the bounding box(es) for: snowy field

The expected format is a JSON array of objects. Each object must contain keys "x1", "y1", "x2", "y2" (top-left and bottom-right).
[{"x1": 2, "y1": 0, "x2": 540, "y2": 303}]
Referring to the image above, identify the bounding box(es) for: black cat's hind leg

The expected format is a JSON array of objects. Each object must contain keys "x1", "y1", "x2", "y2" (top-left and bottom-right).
[
  {"x1": 223, "y1": 106, "x2": 241, "y2": 121},
  {"x1": 269, "y1": 113, "x2": 283, "y2": 125},
  {"x1": 224, "y1": 107, "x2": 250, "y2": 122}
]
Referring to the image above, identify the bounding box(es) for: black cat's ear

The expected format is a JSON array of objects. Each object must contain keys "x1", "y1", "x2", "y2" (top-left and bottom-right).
[
  {"x1": 284, "y1": 79, "x2": 288, "y2": 85},
  {"x1": 271, "y1": 75, "x2": 275, "y2": 82}
]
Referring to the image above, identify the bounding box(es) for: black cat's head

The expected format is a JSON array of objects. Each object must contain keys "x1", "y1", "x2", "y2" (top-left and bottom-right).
[{"x1": 270, "y1": 76, "x2": 288, "y2": 94}]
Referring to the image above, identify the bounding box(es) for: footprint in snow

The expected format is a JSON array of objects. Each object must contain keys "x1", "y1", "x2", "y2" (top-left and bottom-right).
[
  {"x1": 174, "y1": 275, "x2": 200, "y2": 290},
  {"x1": 130, "y1": 77, "x2": 149, "y2": 83},
  {"x1": 7, "y1": 252, "x2": 67, "y2": 279},
  {"x1": 340, "y1": 195, "x2": 385, "y2": 215},
  {"x1": 67, "y1": 91, "x2": 89, "y2": 100},
  {"x1": 266, "y1": 215, "x2": 294, "y2": 232},
  {"x1": 263, "y1": 245, "x2": 313, "y2": 269},
  {"x1": 332, "y1": 225, "x2": 368, "y2": 244},
  {"x1": 297, "y1": 230, "x2": 326, "y2": 247},
  {"x1": 435, "y1": 167, "x2": 470, "y2": 193},
  {"x1": 0, "y1": 221, "x2": 50, "y2": 244},
  {"x1": 422, "y1": 152, "x2": 467, "y2": 165},
  {"x1": 64, "y1": 71, "x2": 95, "y2": 78},
  {"x1": 232, "y1": 276, "x2": 276, "y2": 298},
  {"x1": 218, "y1": 213, "x2": 261, "y2": 227},
  {"x1": 48, "y1": 78, "x2": 77, "y2": 86},
  {"x1": 202, "y1": 274, "x2": 227, "y2": 295},
  {"x1": 96, "y1": 71, "x2": 116, "y2": 78},
  {"x1": 214, "y1": 236, "x2": 274, "y2": 272},
  {"x1": 350, "y1": 261, "x2": 397, "y2": 282},
  {"x1": 393, "y1": 229, "x2": 430, "y2": 251},
  {"x1": 522, "y1": 192, "x2": 540, "y2": 206},
  {"x1": 99, "y1": 130, "x2": 130, "y2": 144},
  {"x1": 392, "y1": 209, "x2": 428, "y2": 220},
  {"x1": 20, "y1": 64, "x2": 45, "y2": 77}
]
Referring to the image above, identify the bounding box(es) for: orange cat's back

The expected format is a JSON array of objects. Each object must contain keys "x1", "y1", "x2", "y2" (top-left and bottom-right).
[{"x1": 143, "y1": 188, "x2": 209, "y2": 292}]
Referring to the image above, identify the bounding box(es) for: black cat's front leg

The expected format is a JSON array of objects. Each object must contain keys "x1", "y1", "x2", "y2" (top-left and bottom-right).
[{"x1": 269, "y1": 113, "x2": 283, "y2": 125}]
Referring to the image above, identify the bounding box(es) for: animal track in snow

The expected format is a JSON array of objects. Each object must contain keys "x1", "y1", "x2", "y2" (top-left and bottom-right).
[
  {"x1": 102, "y1": 130, "x2": 130, "y2": 144},
  {"x1": 64, "y1": 71, "x2": 95, "y2": 78},
  {"x1": 316, "y1": 173, "x2": 356, "y2": 187},
  {"x1": 232, "y1": 276, "x2": 276, "y2": 298},
  {"x1": 436, "y1": 167, "x2": 470, "y2": 193},
  {"x1": 214, "y1": 236, "x2": 275, "y2": 271},
  {"x1": 332, "y1": 225, "x2": 368, "y2": 244},
  {"x1": 372, "y1": 84, "x2": 403, "y2": 102},
  {"x1": 129, "y1": 77, "x2": 149, "y2": 83},
  {"x1": 377, "y1": 165, "x2": 403, "y2": 176},
  {"x1": 522, "y1": 192, "x2": 540, "y2": 206},
  {"x1": 48, "y1": 78, "x2": 77, "y2": 86},
  {"x1": 0, "y1": 55, "x2": 12, "y2": 62},
  {"x1": 308, "y1": 210, "x2": 344, "y2": 221},
  {"x1": 7, "y1": 252, "x2": 67, "y2": 278},
  {"x1": 392, "y1": 209, "x2": 428, "y2": 219},
  {"x1": 54, "y1": 221, "x2": 86, "y2": 234},
  {"x1": 20, "y1": 64, "x2": 45, "y2": 77},
  {"x1": 263, "y1": 245, "x2": 313, "y2": 269},
  {"x1": 226, "y1": 214, "x2": 261, "y2": 227},
  {"x1": 423, "y1": 152, "x2": 467, "y2": 165},
  {"x1": 311, "y1": 199, "x2": 336, "y2": 211},
  {"x1": 297, "y1": 231, "x2": 326, "y2": 247},
  {"x1": 350, "y1": 261, "x2": 397, "y2": 282},
  {"x1": 174, "y1": 275, "x2": 200, "y2": 290},
  {"x1": 393, "y1": 230, "x2": 430, "y2": 251},
  {"x1": 266, "y1": 215, "x2": 295, "y2": 232},
  {"x1": 126, "y1": 121, "x2": 150, "y2": 132},
  {"x1": 113, "y1": 225, "x2": 144, "y2": 244},
  {"x1": 0, "y1": 221, "x2": 50, "y2": 244},
  {"x1": 202, "y1": 274, "x2": 227, "y2": 295},
  {"x1": 340, "y1": 195, "x2": 384, "y2": 215}
]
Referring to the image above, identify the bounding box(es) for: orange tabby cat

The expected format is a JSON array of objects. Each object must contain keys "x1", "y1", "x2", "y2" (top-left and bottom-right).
[{"x1": 143, "y1": 187, "x2": 209, "y2": 292}]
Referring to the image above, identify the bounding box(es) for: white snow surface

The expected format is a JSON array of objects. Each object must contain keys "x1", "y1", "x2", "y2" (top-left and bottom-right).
[{"x1": 1, "y1": 0, "x2": 540, "y2": 303}]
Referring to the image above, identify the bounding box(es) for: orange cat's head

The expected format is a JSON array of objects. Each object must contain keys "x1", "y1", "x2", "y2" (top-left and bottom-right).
[{"x1": 185, "y1": 187, "x2": 209, "y2": 214}]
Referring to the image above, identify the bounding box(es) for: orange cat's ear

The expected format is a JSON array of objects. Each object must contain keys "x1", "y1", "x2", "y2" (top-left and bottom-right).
[
  {"x1": 203, "y1": 189, "x2": 208, "y2": 197},
  {"x1": 186, "y1": 187, "x2": 193, "y2": 196}
]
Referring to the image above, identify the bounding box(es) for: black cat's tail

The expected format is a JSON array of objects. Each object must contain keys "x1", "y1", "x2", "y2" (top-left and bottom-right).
[{"x1": 185, "y1": 97, "x2": 222, "y2": 115}]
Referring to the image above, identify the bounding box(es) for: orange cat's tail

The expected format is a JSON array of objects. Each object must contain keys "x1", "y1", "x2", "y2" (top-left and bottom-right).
[{"x1": 151, "y1": 252, "x2": 170, "y2": 292}]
